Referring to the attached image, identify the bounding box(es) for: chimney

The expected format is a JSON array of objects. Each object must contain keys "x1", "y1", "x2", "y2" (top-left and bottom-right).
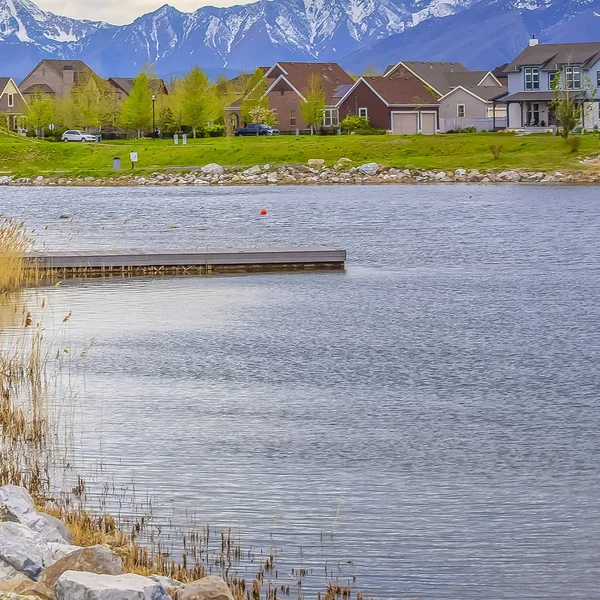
[
  {"x1": 529, "y1": 35, "x2": 539, "y2": 47},
  {"x1": 63, "y1": 66, "x2": 74, "y2": 86}
]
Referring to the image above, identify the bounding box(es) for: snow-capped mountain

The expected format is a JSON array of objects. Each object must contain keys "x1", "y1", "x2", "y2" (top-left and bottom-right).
[{"x1": 0, "y1": 0, "x2": 598, "y2": 79}]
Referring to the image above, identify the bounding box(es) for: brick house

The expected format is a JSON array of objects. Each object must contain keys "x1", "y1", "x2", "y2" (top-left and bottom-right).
[
  {"x1": 337, "y1": 66, "x2": 440, "y2": 134},
  {"x1": 19, "y1": 60, "x2": 96, "y2": 99},
  {"x1": 0, "y1": 77, "x2": 27, "y2": 131},
  {"x1": 226, "y1": 62, "x2": 355, "y2": 132}
]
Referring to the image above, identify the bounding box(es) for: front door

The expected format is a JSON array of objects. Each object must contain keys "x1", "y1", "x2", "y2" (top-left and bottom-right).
[{"x1": 526, "y1": 103, "x2": 540, "y2": 126}]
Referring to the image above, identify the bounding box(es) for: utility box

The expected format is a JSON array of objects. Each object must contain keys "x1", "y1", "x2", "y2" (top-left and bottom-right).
[
  {"x1": 113, "y1": 157, "x2": 121, "y2": 171},
  {"x1": 174, "y1": 134, "x2": 179, "y2": 145},
  {"x1": 182, "y1": 134, "x2": 187, "y2": 145}
]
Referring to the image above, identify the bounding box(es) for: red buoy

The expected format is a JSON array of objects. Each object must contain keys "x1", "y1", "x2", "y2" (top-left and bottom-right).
[{"x1": 260, "y1": 209, "x2": 268, "y2": 215}]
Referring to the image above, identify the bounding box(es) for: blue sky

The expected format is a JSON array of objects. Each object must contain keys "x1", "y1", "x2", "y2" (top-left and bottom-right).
[{"x1": 36, "y1": 0, "x2": 254, "y2": 24}]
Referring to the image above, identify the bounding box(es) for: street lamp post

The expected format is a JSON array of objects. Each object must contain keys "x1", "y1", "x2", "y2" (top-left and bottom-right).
[{"x1": 152, "y1": 94, "x2": 156, "y2": 138}]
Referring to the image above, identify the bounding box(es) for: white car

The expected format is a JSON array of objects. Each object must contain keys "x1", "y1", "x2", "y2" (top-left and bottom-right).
[{"x1": 62, "y1": 130, "x2": 97, "y2": 143}]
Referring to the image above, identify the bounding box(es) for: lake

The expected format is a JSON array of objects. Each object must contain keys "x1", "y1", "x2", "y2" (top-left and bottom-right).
[{"x1": 2, "y1": 184, "x2": 600, "y2": 599}]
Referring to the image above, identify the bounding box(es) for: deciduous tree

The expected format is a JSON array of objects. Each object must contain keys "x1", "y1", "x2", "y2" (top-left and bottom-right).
[
  {"x1": 240, "y1": 68, "x2": 268, "y2": 124},
  {"x1": 300, "y1": 74, "x2": 326, "y2": 134},
  {"x1": 26, "y1": 90, "x2": 55, "y2": 138},
  {"x1": 179, "y1": 66, "x2": 220, "y2": 137},
  {"x1": 120, "y1": 72, "x2": 153, "y2": 138}
]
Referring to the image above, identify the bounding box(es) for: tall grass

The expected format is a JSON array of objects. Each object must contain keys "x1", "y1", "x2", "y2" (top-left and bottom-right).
[{"x1": 0, "y1": 219, "x2": 31, "y2": 296}]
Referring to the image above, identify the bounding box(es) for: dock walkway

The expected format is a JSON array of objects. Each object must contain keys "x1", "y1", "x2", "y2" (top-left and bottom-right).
[{"x1": 27, "y1": 247, "x2": 346, "y2": 277}]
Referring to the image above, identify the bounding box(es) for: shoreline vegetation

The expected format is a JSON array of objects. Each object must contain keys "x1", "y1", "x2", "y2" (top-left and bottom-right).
[
  {"x1": 0, "y1": 133, "x2": 599, "y2": 185},
  {"x1": 0, "y1": 220, "x2": 364, "y2": 600}
]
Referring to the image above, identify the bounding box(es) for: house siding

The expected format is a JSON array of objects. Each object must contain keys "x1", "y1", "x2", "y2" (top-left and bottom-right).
[
  {"x1": 338, "y1": 80, "x2": 389, "y2": 130},
  {"x1": 0, "y1": 80, "x2": 26, "y2": 114},
  {"x1": 268, "y1": 88, "x2": 307, "y2": 132},
  {"x1": 439, "y1": 88, "x2": 488, "y2": 120}
]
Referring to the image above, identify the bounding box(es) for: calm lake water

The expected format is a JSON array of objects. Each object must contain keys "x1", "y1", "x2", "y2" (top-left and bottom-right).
[{"x1": 2, "y1": 184, "x2": 600, "y2": 599}]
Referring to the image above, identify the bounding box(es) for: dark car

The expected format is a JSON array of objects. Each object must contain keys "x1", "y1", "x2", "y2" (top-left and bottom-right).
[{"x1": 234, "y1": 124, "x2": 279, "y2": 137}]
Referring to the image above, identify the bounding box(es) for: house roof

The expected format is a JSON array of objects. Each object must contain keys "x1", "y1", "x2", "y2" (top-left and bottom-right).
[
  {"x1": 387, "y1": 61, "x2": 469, "y2": 95},
  {"x1": 348, "y1": 76, "x2": 438, "y2": 106},
  {"x1": 441, "y1": 85, "x2": 508, "y2": 103},
  {"x1": 108, "y1": 77, "x2": 168, "y2": 96},
  {"x1": 20, "y1": 83, "x2": 55, "y2": 95},
  {"x1": 269, "y1": 62, "x2": 354, "y2": 105},
  {"x1": 503, "y1": 91, "x2": 576, "y2": 102},
  {"x1": 0, "y1": 78, "x2": 10, "y2": 95},
  {"x1": 504, "y1": 43, "x2": 600, "y2": 73}
]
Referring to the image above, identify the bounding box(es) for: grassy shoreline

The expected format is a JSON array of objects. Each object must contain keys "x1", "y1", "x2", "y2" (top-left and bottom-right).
[{"x1": 1, "y1": 132, "x2": 599, "y2": 179}]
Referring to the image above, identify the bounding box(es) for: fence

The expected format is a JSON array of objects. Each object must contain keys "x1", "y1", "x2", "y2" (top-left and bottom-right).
[{"x1": 439, "y1": 117, "x2": 507, "y2": 132}]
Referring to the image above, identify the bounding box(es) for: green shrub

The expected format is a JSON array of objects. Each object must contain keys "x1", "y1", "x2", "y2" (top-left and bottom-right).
[
  {"x1": 446, "y1": 126, "x2": 477, "y2": 134},
  {"x1": 341, "y1": 115, "x2": 370, "y2": 133},
  {"x1": 205, "y1": 124, "x2": 226, "y2": 138},
  {"x1": 355, "y1": 127, "x2": 386, "y2": 135}
]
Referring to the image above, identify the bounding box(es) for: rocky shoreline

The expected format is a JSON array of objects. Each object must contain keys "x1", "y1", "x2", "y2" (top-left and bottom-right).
[
  {"x1": 0, "y1": 485, "x2": 233, "y2": 600},
  {"x1": 1, "y1": 156, "x2": 600, "y2": 187}
]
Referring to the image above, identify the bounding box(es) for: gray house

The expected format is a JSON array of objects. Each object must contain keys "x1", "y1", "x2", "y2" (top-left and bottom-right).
[
  {"x1": 0, "y1": 77, "x2": 27, "y2": 131},
  {"x1": 503, "y1": 40, "x2": 600, "y2": 130},
  {"x1": 383, "y1": 61, "x2": 507, "y2": 131},
  {"x1": 19, "y1": 60, "x2": 96, "y2": 99}
]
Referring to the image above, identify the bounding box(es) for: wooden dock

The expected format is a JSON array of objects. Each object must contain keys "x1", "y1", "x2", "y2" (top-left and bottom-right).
[{"x1": 27, "y1": 247, "x2": 346, "y2": 277}]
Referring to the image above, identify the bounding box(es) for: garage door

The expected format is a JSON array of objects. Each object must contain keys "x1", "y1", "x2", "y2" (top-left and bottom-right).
[
  {"x1": 391, "y1": 113, "x2": 418, "y2": 135},
  {"x1": 421, "y1": 113, "x2": 436, "y2": 135}
]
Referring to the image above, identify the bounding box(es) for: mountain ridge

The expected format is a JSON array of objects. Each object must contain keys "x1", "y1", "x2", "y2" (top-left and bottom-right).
[{"x1": 0, "y1": 0, "x2": 598, "y2": 80}]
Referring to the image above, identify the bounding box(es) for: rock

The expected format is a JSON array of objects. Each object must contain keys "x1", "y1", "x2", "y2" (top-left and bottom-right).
[
  {"x1": 55, "y1": 572, "x2": 171, "y2": 600},
  {"x1": 149, "y1": 575, "x2": 182, "y2": 590},
  {"x1": 0, "y1": 523, "x2": 52, "y2": 581},
  {"x1": 37, "y1": 514, "x2": 72, "y2": 545},
  {"x1": 455, "y1": 168, "x2": 467, "y2": 176},
  {"x1": 0, "y1": 578, "x2": 53, "y2": 599},
  {"x1": 0, "y1": 507, "x2": 19, "y2": 524},
  {"x1": 307, "y1": 159, "x2": 325, "y2": 167},
  {"x1": 266, "y1": 174, "x2": 278, "y2": 184},
  {"x1": 177, "y1": 576, "x2": 234, "y2": 600},
  {"x1": 35, "y1": 176, "x2": 44, "y2": 182},
  {"x1": 40, "y1": 546, "x2": 122, "y2": 590},
  {"x1": 47, "y1": 543, "x2": 81, "y2": 562},
  {"x1": 241, "y1": 166, "x2": 261, "y2": 176},
  {"x1": 337, "y1": 158, "x2": 352, "y2": 164},
  {"x1": 435, "y1": 171, "x2": 447, "y2": 181},
  {"x1": 0, "y1": 176, "x2": 13, "y2": 185},
  {"x1": 358, "y1": 163, "x2": 379, "y2": 176},
  {"x1": 201, "y1": 164, "x2": 224, "y2": 176}
]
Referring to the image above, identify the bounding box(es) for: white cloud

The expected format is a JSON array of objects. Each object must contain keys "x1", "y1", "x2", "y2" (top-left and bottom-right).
[{"x1": 34, "y1": 0, "x2": 255, "y2": 24}]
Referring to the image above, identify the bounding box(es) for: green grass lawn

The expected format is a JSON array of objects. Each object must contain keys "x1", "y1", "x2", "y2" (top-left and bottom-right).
[{"x1": 0, "y1": 132, "x2": 599, "y2": 178}]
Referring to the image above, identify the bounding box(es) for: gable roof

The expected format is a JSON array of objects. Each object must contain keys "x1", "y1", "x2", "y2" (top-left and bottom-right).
[
  {"x1": 504, "y1": 42, "x2": 600, "y2": 73},
  {"x1": 385, "y1": 61, "x2": 469, "y2": 95},
  {"x1": 0, "y1": 78, "x2": 10, "y2": 95},
  {"x1": 268, "y1": 62, "x2": 354, "y2": 105},
  {"x1": 439, "y1": 85, "x2": 507, "y2": 103},
  {"x1": 108, "y1": 77, "x2": 168, "y2": 96},
  {"x1": 339, "y1": 76, "x2": 439, "y2": 107},
  {"x1": 20, "y1": 83, "x2": 55, "y2": 95}
]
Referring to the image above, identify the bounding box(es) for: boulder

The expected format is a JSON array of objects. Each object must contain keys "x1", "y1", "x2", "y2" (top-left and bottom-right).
[
  {"x1": 435, "y1": 171, "x2": 447, "y2": 181},
  {"x1": 47, "y1": 543, "x2": 81, "y2": 562},
  {"x1": 37, "y1": 513, "x2": 72, "y2": 544},
  {"x1": 0, "y1": 578, "x2": 53, "y2": 599},
  {"x1": 358, "y1": 163, "x2": 379, "y2": 176},
  {"x1": 454, "y1": 168, "x2": 467, "y2": 176},
  {"x1": 0, "y1": 523, "x2": 52, "y2": 581},
  {"x1": 55, "y1": 572, "x2": 171, "y2": 600},
  {"x1": 177, "y1": 576, "x2": 234, "y2": 600},
  {"x1": 242, "y1": 166, "x2": 261, "y2": 176},
  {"x1": 307, "y1": 159, "x2": 325, "y2": 167},
  {"x1": 337, "y1": 158, "x2": 352, "y2": 164},
  {"x1": 201, "y1": 164, "x2": 224, "y2": 176},
  {"x1": 40, "y1": 545, "x2": 122, "y2": 590},
  {"x1": 0, "y1": 507, "x2": 19, "y2": 524},
  {"x1": 150, "y1": 575, "x2": 182, "y2": 590}
]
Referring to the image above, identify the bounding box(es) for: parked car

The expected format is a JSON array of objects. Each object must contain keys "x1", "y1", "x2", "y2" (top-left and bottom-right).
[
  {"x1": 61, "y1": 130, "x2": 97, "y2": 143},
  {"x1": 234, "y1": 124, "x2": 279, "y2": 137}
]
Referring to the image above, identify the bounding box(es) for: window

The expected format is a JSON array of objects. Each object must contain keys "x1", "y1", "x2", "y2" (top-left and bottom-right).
[
  {"x1": 290, "y1": 111, "x2": 296, "y2": 126},
  {"x1": 7, "y1": 94, "x2": 14, "y2": 108},
  {"x1": 358, "y1": 107, "x2": 368, "y2": 119},
  {"x1": 524, "y1": 67, "x2": 540, "y2": 90},
  {"x1": 549, "y1": 71, "x2": 560, "y2": 88},
  {"x1": 323, "y1": 108, "x2": 339, "y2": 128},
  {"x1": 597, "y1": 71, "x2": 600, "y2": 87},
  {"x1": 564, "y1": 66, "x2": 582, "y2": 90},
  {"x1": 457, "y1": 104, "x2": 466, "y2": 118}
]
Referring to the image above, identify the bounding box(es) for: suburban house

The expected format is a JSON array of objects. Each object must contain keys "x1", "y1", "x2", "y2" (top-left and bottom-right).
[
  {"x1": 336, "y1": 66, "x2": 440, "y2": 134},
  {"x1": 0, "y1": 77, "x2": 27, "y2": 131},
  {"x1": 19, "y1": 60, "x2": 96, "y2": 99},
  {"x1": 503, "y1": 40, "x2": 600, "y2": 130},
  {"x1": 383, "y1": 61, "x2": 507, "y2": 131},
  {"x1": 108, "y1": 77, "x2": 169, "y2": 101},
  {"x1": 226, "y1": 62, "x2": 355, "y2": 133}
]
